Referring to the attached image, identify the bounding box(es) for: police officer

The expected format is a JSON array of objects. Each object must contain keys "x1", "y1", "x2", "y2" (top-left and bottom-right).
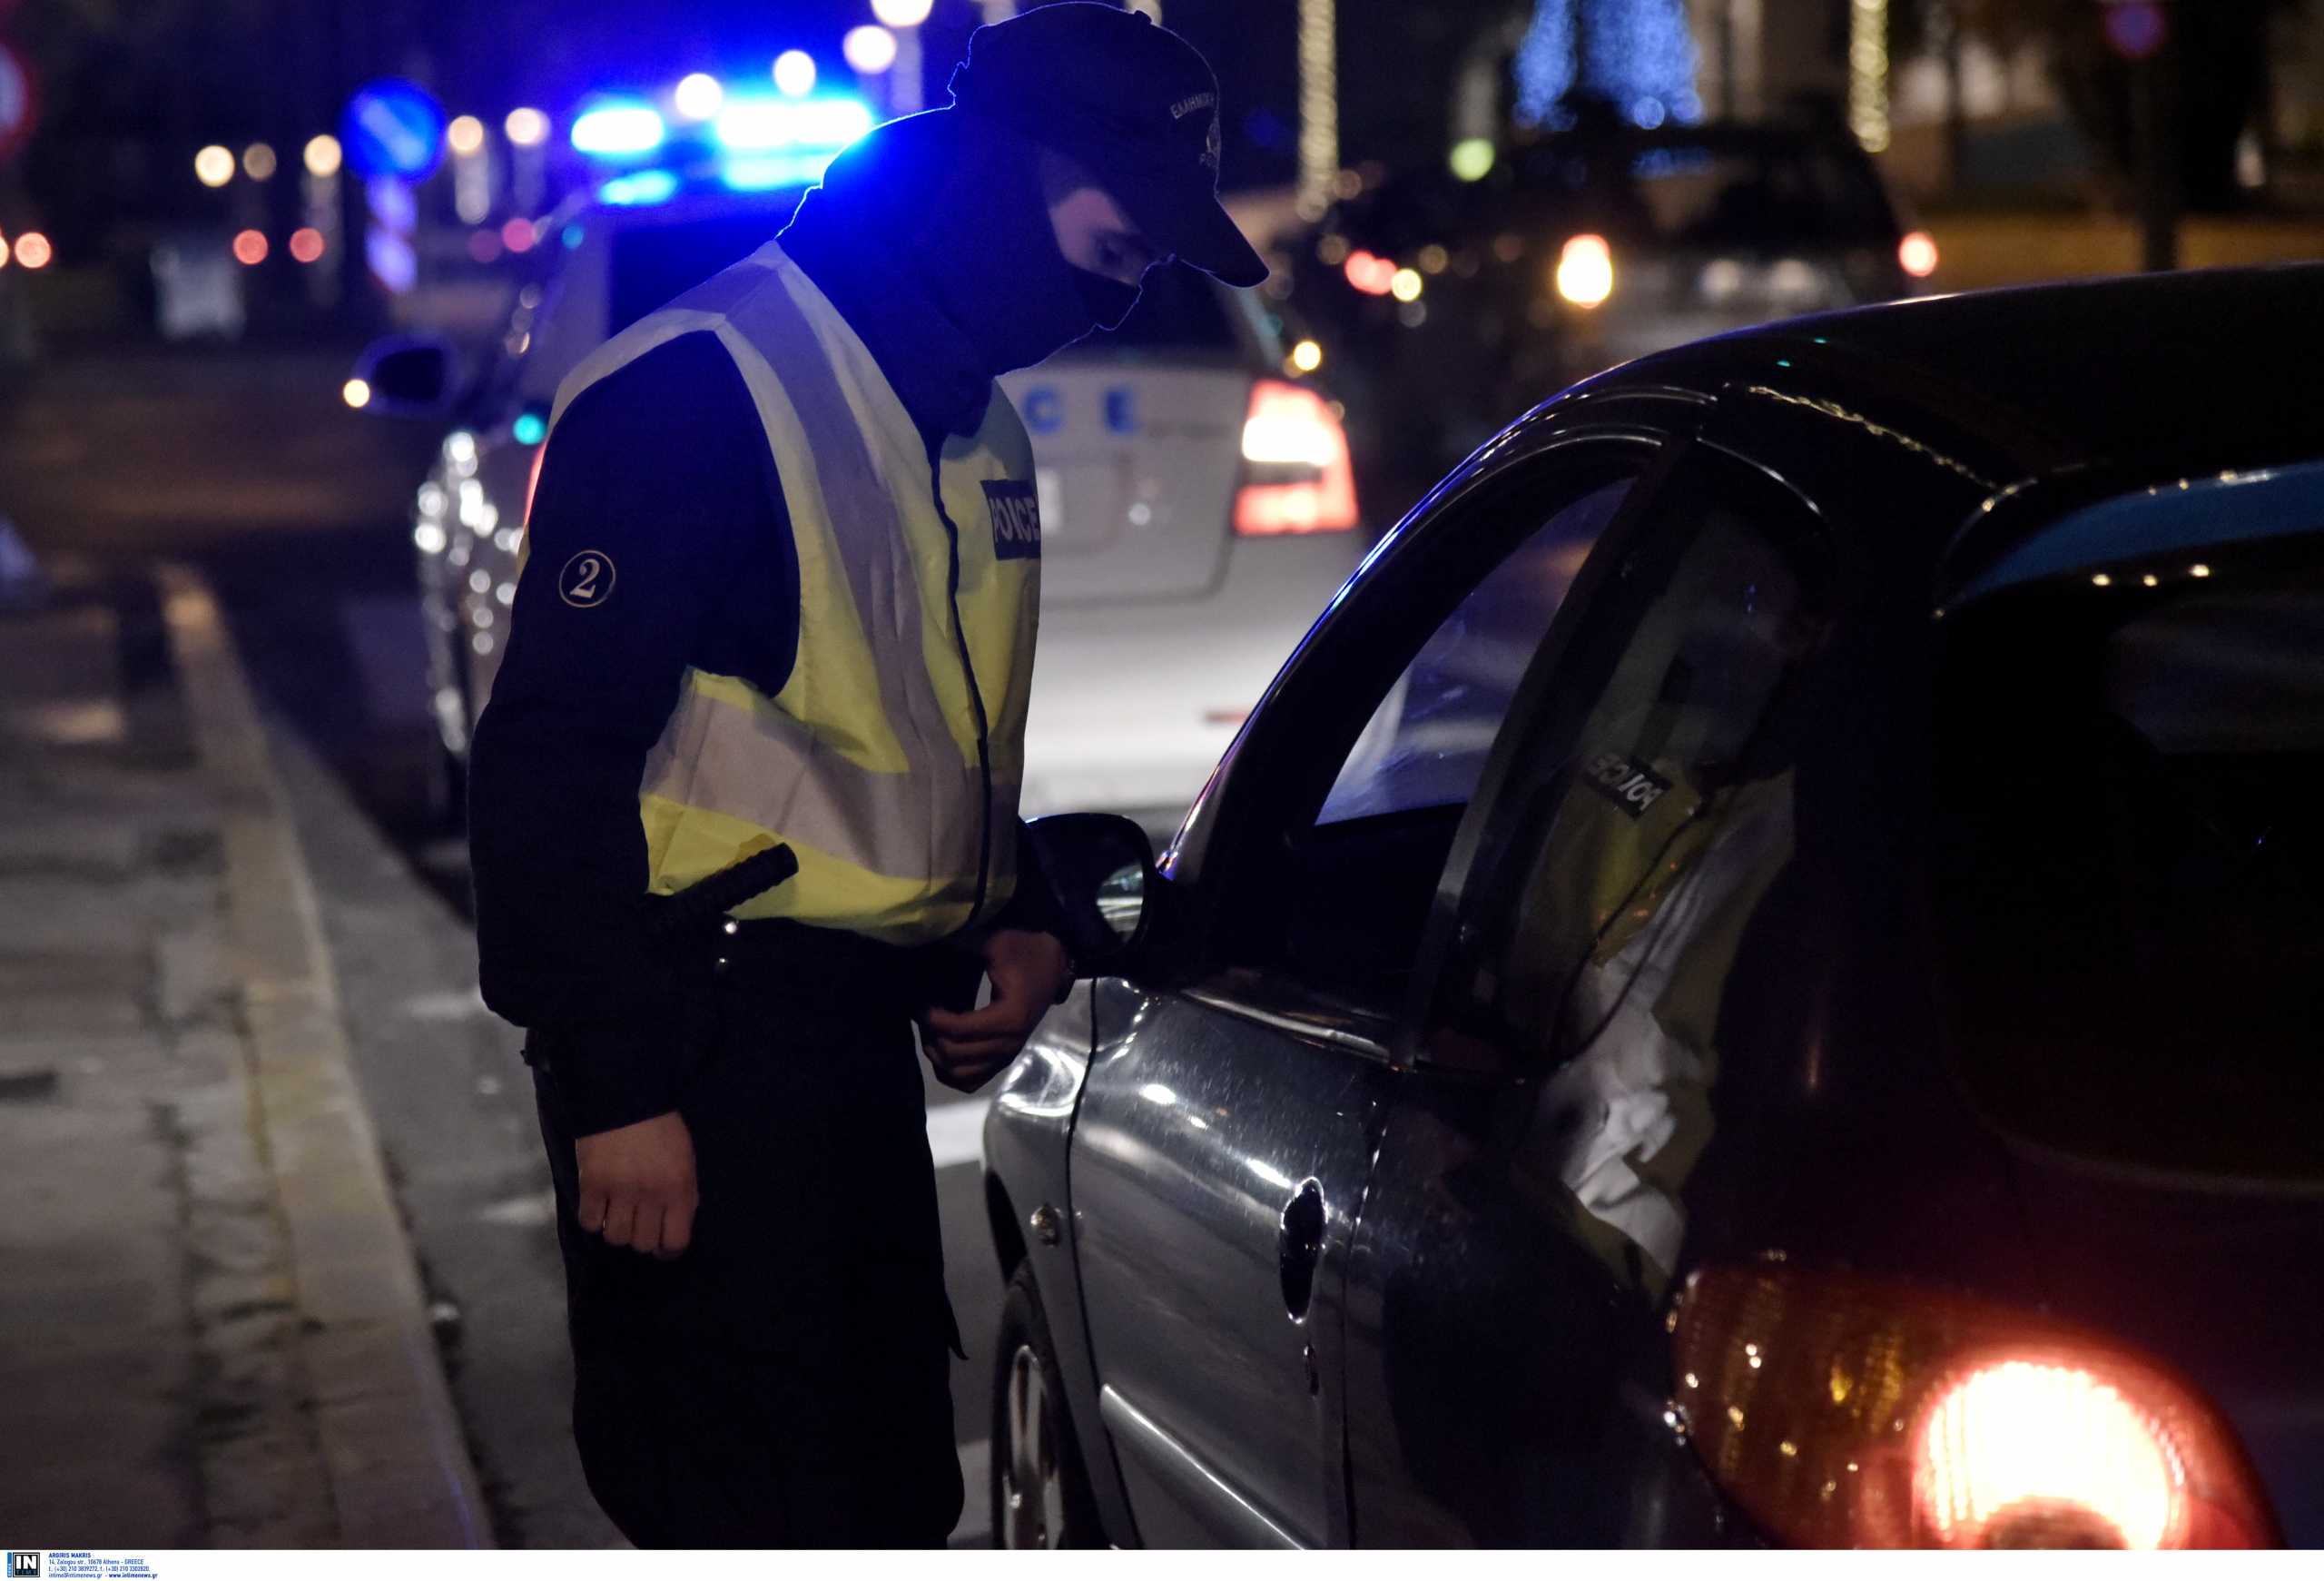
[{"x1": 467, "y1": 4, "x2": 1265, "y2": 1548}]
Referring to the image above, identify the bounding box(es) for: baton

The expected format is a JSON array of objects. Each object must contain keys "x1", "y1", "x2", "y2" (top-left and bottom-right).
[{"x1": 641, "y1": 844, "x2": 800, "y2": 941}]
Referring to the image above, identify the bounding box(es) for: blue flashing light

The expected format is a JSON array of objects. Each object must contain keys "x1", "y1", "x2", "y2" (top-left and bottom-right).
[
  {"x1": 714, "y1": 95, "x2": 873, "y2": 153},
  {"x1": 721, "y1": 152, "x2": 832, "y2": 192},
  {"x1": 571, "y1": 103, "x2": 667, "y2": 157},
  {"x1": 513, "y1": 410, "x2": 548, "y2": 446},
  {"x1": 598, "y1": 168, "x2": 681, "y2": 207}
]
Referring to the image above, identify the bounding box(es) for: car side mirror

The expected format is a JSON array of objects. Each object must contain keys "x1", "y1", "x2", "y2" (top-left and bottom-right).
[
  {"x1": 1022, "y1": 813, "x2": 1161, "y2": 977},
  {"x1": 350, "y1": 333, "x2": 458, "y2": 418}
]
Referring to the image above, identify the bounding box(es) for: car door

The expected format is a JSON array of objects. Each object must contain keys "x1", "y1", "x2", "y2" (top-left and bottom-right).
[
  {"x1": 1335, "y1": 443, "x2": 1846, "y2": 1544},
  {"x1": 1068, "y1": 432, "x2": 1669, "y2": 1547}
]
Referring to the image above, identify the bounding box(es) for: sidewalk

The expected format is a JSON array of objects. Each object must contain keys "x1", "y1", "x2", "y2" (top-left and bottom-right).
[{"x1": 0, "y1": 562, "x2": 489, "y2": 1547}]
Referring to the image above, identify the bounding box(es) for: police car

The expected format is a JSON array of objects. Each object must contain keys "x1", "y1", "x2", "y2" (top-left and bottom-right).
[{"x1": 357, "y1": 108, "x2": 1364, "y2": 835}]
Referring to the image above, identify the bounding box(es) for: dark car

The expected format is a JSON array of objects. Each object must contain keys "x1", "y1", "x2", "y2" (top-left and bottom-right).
[
  {"x1": 1287, "y1": 106, "x2": 1931, "y2": 512},
  {"x1": 980, "y1": 265, "x2": 2323, "y2": 1548}
]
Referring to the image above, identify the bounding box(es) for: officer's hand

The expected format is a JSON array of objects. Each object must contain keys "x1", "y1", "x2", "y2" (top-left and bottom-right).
[
  {"x1": 921, "y1": 929, "x2": 1071, "y2": 1092},
  {"x1": 575, "y1": 1110, "x2": 699, "y2": 1260}
]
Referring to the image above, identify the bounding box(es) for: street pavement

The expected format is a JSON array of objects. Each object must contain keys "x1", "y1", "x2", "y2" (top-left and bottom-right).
[
  {"x1": 1, "y1": 341, "x2": 1006, "y2": 1547},
  {"x1": 0, "y1": 566, "x2": 487, "y2": 1546}
]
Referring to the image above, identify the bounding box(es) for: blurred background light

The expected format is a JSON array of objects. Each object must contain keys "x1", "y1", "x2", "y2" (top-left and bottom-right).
[
  {"x1": 674, "y1": 73, "x2": 725, "y2": 122},
  {"x1": 12, "y1": 232, "x2": 50, "y2": 270},
  {"x1": 303, "y1": 134, "x2": 343, "y2": 178},
  {"x1": 843, "y1": 25, "x2": 900, "y2": 75},
  {"x1": 503, "y1": 107, "x2": 551, "y2": 148},
  {"x1": 446, "y1": 114, "x2": 486, "y2": 156},
  {"x1": 1515, "y1": 0, "x2": 1700, "y2": 129},
  {"x1": 231, "y1": 229, "x2": 269, "y2": 266},
  {"x1": 1448, "y1": 136, "x2": 1494, "y2": 182},
  {"x1": 773, "y1": 51, "x2": 818, "y2": 98},
  {"x1": 501, "y1": 218, "x2": 537, "y2": 254},
  {"x1": 194, "y1": 145, "x2": 235, "y2": 188},
  {"x1": 288, "y1": 227, "x2": 326, "y2": 264},
  {"x1": 343, "y1": 379, "x2": 372, "y2": 410},
  {"x1": 570, "y1": 104, "x2": 665, "y2": 156},
  {"x1": 242, "y1": 143, "x2": 278, "y2": 181},
  {"x1": 597, "y1": 169, "x2": 681, "y2": 207},
  {"x1": 871, "y1": 0, "x2": 933, "y2": 27},
  {"x1": 714, "y1": 96, "x2": 873, "y2": 153}
]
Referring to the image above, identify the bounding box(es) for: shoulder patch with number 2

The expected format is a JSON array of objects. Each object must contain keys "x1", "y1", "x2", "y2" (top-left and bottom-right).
[{"x1": 558, "y1": 549, "x2": 615, "y2": 608}]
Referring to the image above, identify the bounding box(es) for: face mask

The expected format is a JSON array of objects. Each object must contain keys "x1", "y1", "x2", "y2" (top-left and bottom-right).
[{"x1": 1073, "y1": 266, "x2": 1145, "y2": 335}]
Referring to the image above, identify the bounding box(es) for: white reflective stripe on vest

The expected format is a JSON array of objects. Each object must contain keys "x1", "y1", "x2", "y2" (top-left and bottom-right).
[{"x1": 538, "y1": 241, "x2": 1039, "y2": 942}]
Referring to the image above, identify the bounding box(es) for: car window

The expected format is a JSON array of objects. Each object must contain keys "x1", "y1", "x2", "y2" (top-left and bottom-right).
[
  {"x1": 1935, "y1": 535, "x2": 2324, "y2": 1183},
  {"x1": 1215, "y1": 459, "x2": 1649, "y2": 1023},
  {"x1": 1322, "y1": 478, "x2": 1630, "y2": 825},
  {"x1": 1440, "y1": 478, "x2": 1834, "y2": 1072}
]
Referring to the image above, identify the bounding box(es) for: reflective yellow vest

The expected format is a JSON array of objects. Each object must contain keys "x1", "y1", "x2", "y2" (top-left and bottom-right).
[{"x1": 537, "y1": 241, "x2": 1039, "y2": 943}]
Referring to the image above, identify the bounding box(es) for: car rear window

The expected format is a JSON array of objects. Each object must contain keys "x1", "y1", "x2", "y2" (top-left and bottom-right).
[
  {"x1": 1935, "y1": 533, "x2": 2324, "y2": 1182},
  {"x1": 607, "y1": 206, "x2": 798, "y2": 336}
]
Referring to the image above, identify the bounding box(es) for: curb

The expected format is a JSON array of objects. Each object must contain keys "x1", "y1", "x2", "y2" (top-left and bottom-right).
[{"x1": 157, "y1": 564, "x2": 494, "y2": 1548}]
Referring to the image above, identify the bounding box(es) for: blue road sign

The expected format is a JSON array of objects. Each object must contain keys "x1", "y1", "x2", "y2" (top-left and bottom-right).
[{"x1": 342, "y1": 79, "x2": 448, "y2": 182}]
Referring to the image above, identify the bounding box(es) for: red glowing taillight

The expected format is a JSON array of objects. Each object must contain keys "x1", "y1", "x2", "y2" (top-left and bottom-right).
[
  {"x1": 1900, "y1": 229, "x2": 1940, "y2": 279},
  {"x1": 1234, "y1": 378, "x2": 1357, "y2": 537},
  {"x1": 1669, "y1": 1265, "x2": 2275, "y2": 1549}
]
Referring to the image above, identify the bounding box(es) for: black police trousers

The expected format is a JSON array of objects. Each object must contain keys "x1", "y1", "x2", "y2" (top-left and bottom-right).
[{"x1": 528, "y1": 923, "x2": 970, "y2": 1547}]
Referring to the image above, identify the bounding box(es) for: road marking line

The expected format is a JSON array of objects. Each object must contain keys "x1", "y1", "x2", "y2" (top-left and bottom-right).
[{"x1": 927, "y1": 1098, "x2": 990, "y2": 1171}]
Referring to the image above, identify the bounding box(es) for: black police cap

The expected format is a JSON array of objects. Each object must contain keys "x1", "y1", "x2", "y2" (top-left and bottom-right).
[{"x1": 946, "y1": 1, "x2": 1268, "y2": 289}]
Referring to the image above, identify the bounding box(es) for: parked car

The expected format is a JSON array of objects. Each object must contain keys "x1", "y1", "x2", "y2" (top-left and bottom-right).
[
  {"x1": 1285, "y1": 101, "x2": 1933, "y2": 514},
  {"x1": 983, "y1": 264, "x2": 2323, "y2": 1549},
  {"x1": 354, "y1": 163, "x2": 1364, "y2": 836}
]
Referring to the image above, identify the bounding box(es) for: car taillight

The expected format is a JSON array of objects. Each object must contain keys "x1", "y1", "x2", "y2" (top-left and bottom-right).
[
  {"x1": 1235, "y1": 378, "x2": 1357, "y2": 536},
  {"x1": 1669, "y1": 1265, "x2": 2275, "y2": 1549},
  {"x1": 1900, "y1": 229, "x2": 1940, "y2": 279}
]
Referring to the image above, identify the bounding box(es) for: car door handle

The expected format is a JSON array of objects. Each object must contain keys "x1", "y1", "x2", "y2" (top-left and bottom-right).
[{"x1": 1277, "y1": 1178, "x2": 1325, "y2": 1322}]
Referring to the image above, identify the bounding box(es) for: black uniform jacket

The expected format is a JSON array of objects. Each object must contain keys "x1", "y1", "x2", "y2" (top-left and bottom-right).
[{"x1": 468, "y1": 194, "x2": 1061, "y2": 1139}]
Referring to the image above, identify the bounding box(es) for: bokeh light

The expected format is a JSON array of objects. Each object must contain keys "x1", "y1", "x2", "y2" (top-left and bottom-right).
[
  {"x1": 242, "y1": 143, "x2": 278, "y2": 181},
  {"x1": 674, "y1": 74, "x2": 725, "y2": 122},
  {"x1": 504, "y1": 107, "x2": 551, "y2": 148},
  {"x1": 194, "y1": 145, "x2": 235, "y2": 188},
  {"x1": 303, "y1": 135, "x2": 343, "y2": 179},
  {"x1": 843, "y1": 25, "x2": 900, "y2": 75},
  {"x1": 870, "y1": 0, "x2": 933, "y2": 27},
  {"x1": 343, "y1": 379, "x2": 372, "y2": 410},
  {"x1": 231, "y1": 230, "x2": 269, "y2": 266},
  {"x1": 1448, "y1": 137, "x2": 1494, "y2": 183},
  {"x1": 501, "y1": 218, "x2": 537, "y2": 254},
  {"x1": 447, "y1": 115, "x2": 487, "y2": 156},
  {"x1": 289, "y1": 228, "x2": 326, "y2": 264},
  {"x1": 773, "y1": 51, "x2": 818, "y2": 98},
  {"x1": 12, "y1": 232, "x2": 51, "y2": 271}
]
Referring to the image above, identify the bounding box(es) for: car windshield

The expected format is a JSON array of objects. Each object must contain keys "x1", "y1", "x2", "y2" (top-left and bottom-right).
[
  {"x1": 1333, "y1": 130, "x2": 1896, "y2": 255},
  {"x1": 1935, "y1": 527, "x2": 2324, "y2": 1183}
]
